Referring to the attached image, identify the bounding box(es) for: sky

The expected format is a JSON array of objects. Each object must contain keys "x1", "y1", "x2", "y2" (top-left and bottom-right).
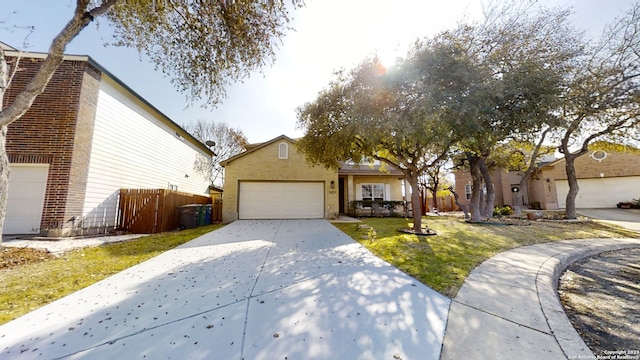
[{"x1": 2, "y1": 0, "x2": 637, "y2": 143}]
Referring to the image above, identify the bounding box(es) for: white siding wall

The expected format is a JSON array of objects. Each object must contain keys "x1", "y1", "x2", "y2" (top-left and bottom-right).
[{"x1": 81, "y1": 78, "x2": 210, "y2": 228}]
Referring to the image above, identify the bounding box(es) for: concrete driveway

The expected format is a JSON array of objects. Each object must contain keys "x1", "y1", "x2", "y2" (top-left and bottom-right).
[
  {"x1": 577, "y1": 208, "x2": 640, "y2": 232},
  {"x1": 0, "y1": 220, "x2": 450, "y2": 360}
]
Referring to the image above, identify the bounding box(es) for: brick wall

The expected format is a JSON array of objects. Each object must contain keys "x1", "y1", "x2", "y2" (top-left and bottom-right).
[
  {"x1": 542, "y1": 151, "x2": 640, "y2": 180},
  {"x1": 4, "y1": 56, "x2": 101, "y2": 236}
]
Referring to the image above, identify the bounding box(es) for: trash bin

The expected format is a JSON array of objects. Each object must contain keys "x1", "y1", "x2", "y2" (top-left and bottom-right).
[
  {"x1": 204, "y1": 204, "x2": 212, "y2": 225},
  {"x1": 178, "y1": 204, "x2": 200, "y2": 229},
  {"x1": 197, "y1": 205, "x2": 206, "y2": 227}
]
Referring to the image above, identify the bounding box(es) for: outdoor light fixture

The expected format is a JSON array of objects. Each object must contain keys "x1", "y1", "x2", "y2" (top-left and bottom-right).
[{"x1": 330, "y1": 180, "x2": 335, "y2": 189}]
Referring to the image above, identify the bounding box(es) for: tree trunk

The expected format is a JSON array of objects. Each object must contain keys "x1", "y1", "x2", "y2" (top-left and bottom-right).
[
  {"x1": 447, "y1": 186, "x2": 470, "y2": 219},
  {"x1": 468, "y1": 155, "x2": 484, "y2": 222},
  {"x1": 431, "y1": 178, "x2": 439, "y2": 211},
  {"x1": 408, "y1": 174, "x2": 424, "y2": 232},
  {"x1": 0, "y1": 126, "x2": 8, "y2": 246},
  {"x1": 0, "y1": 48, "x2": 6, "y2": 246},
  {"x1": 564, "y1": 154, "x2": 579, "y2": 219},
  {"x1": 478, "y1": 158, "x2": 495, "y2": 218}
]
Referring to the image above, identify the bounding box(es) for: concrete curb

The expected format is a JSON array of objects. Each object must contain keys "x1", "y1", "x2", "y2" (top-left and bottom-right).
[{"x1": 536, "y1": 238, "x2": 640, "y2": 359}]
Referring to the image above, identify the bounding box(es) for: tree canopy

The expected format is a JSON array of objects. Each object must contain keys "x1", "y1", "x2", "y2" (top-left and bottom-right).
[
  {"x1": 413, "y1": 3, "x2": 582, "y2": 221},
  {"x1": 297, "y1": 55, "x2": 453, "y2": 232},
  {"x1": 186, "y1": 120, "x2": 248, "y2": 186}
]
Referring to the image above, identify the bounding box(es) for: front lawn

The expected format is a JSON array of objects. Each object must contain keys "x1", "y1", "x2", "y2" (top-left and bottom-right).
[
  {"x1": 0, "y1": 224, "x2": 223, "y2": 325},
  {"x1": 333, "y1": 215, "x2": 638, "y2": 298}
]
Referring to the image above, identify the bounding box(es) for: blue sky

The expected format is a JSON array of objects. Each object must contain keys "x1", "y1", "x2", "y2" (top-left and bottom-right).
[{"x1": 2, "y1": 0, "x2": 636, "y2": 143}]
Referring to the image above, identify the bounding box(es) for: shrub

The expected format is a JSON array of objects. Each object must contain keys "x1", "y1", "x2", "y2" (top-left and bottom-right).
[{"x1": 493, "y1": 205, "x2": 513, "y2": 217}]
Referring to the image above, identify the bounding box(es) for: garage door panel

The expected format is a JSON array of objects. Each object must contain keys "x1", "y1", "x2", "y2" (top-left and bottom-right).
[
  {"x1": 555, "y1": 177, "x2": 639, "y2": 208},
  {"x1": 239, "y1": 182, "x2": 324, "y2": 219},
  {"x1": 5, "y1": 164, "x2": 49, "y2": 234}
]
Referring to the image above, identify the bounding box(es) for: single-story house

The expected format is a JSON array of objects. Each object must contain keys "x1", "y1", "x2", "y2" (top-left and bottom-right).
[
  {"x1": 219, "y1": 135, "x2": 404, "y2": 223},
  {"x1": 454, "y1": 147, "x2": 640, "y2": 210},
  {"x1": 2, "y1": 42, "x2": 214, "y2": 237}
]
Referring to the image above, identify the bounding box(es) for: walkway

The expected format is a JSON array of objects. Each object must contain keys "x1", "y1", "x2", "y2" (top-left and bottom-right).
[
  {"x1": 440, "y1": 237, "x2": 640, "y2": 360},
  {"x1": 0, "y1": 220, "x2": 450, "y2": 360}
]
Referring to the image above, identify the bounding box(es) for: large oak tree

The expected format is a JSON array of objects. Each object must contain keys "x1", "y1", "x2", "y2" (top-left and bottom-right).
[
  {"x1": 297, "y1": 58, "x2": 453, "y2": 233},
  {"x1": 0, "y1": 0, "x2": 301, "y2": 242},
  {"x1": 417, "y1": 4, "x2": 581, "y2": 221}
]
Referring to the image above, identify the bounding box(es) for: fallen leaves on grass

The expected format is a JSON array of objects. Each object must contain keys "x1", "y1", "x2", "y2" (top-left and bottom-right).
[{"x1": 0, "y1": 247, "x2": 54, "y2": 270}]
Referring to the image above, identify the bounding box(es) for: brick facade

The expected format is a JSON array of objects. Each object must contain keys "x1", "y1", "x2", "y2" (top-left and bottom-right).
[{"x1": 4, "y1": 56, "x2": 101, "y2": 236}]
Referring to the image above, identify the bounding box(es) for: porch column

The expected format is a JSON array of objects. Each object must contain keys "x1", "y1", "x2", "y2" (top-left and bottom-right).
[{"x1": 347, "y1": 175, "x2": 354, "y2": 202}]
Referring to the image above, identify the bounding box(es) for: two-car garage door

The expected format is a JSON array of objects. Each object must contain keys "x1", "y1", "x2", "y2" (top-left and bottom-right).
[
  {"x1": 555, "y1": 176, "x2": 640, "y2": 208},
  {"x1": 239, "y1": 182, "x2": 324, "y2": 219}
]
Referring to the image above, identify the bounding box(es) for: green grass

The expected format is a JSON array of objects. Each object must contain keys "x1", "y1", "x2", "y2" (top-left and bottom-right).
[
  {"x1": 0, "y1": 224, "x2": 223, "y2": 325},
  {"x1": 334, "y1": 216, "x2": 638, "y2": 298}
]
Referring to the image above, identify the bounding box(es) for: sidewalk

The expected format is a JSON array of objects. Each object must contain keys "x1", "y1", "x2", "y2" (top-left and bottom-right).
[
  {"x1": 440, "y1": 237, "x2": 640, "y2": 360},
  {"x1": 2, "y1": 234, "x2": 147, "y2": 255}
]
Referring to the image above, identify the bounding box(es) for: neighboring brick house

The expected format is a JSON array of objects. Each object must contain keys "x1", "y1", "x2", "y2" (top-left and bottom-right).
[
  {"x1": 453, "y1": 147, "x2": 640, "y2": 210},
  {"x1": 2, "y1": 42, "x2": 214, "y2": 236},
  {"x1": 220, "y1": 135, "x2": 404, "y2": 223},
  {"x1": 531, "y1": 149, "x2": 640, "y2": 209}
]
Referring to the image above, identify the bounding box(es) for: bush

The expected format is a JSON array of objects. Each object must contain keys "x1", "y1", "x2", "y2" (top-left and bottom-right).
[
  {"x1": 618, "y1": 198, "x2": 640, "y2": 209},
  {"x1": 493, "y1": 205, "x2": 513, "y2": 217}
]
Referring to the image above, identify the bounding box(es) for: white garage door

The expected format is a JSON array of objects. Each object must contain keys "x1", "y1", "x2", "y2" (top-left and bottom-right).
[
  {"x1": 555, "y1": 176, "x2": 640, "y2": 208},
  {"x1": 4, "y1": 164, "x2": 49, "y2": 235},
  {"x1": 239, "y1": 182, "x2": 324, "y2": 219}
]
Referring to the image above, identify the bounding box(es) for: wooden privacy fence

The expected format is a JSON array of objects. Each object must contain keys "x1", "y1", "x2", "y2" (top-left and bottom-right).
[
  {"x1": 425, "y1": 195, "x2": 458, "y2": 212},
  {"x1": 117, "y1": 189, "x2": 213, "y2": 234}
]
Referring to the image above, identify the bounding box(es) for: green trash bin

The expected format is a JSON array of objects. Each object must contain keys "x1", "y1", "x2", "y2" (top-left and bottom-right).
[{"x1": 197, "y1": 205, "x2": 206, "y2": 227}]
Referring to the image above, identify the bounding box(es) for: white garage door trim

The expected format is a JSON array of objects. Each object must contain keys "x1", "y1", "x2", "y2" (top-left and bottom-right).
[
  {"x1": 4, "y1": 164, "x2": 49, "y2": 235},
  {"x1": 239, "y1": 181, "x2": 324, "y2": 219},
  {"x1": 555, "y1": 176, "x2": 640, "y2": 208}
]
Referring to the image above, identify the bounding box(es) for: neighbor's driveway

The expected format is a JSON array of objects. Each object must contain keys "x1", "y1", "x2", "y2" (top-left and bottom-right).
[
  {"x1": 577, "y1": 208, "x2": 640, "y2": 232},
  {"x1": 0, "y1": 220, "x2": 450, "y2": 360}
]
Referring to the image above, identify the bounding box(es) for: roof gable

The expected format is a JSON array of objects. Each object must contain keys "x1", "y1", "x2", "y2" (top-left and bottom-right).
[{"x1": 220, "y1": 135, "x2": 296, "y2": 166}]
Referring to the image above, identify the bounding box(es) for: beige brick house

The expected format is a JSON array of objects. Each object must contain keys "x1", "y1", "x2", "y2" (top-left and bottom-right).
[
  {"x1": 220, "y1": 135, "x2": 404, "y2": 223},
  {"x1": 453, "y1": 147, "x2": 640, "y2": 210}
]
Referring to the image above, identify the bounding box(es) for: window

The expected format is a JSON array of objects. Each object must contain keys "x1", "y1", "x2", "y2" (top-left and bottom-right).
[
  {"x1": 278, "y1": 143, "x2": 288, "y2": 159},
  {"x1": 362, "y1": 184, "x2": 384, "y2": 202},
  {"x1": 465, "y1": 184, "x2": 472, "y2": 200},
  {"x1": 168, "y1": 183, "x2": 178, "y2": 191}
]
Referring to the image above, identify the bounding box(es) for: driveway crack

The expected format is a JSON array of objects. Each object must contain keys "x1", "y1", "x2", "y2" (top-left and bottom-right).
[{"x1": 239, "y1": 220, "x2": 281, "y2": 359}]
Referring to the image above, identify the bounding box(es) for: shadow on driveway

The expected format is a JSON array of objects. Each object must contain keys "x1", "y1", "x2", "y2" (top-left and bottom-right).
[{"x1": 0, "y1": 220, "x2": 450, "y2": 360}]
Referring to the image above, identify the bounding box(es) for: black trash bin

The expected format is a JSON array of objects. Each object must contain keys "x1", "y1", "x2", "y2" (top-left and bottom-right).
[{"x1": 178, "y1": 204, "x2": 200, "y2": 229}]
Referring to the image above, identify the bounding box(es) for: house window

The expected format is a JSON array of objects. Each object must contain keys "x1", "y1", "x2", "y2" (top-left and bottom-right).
[
  {"x1": 362, "y1": 184, "x2": 384, "y2": 202},
  {"x1": 168, "y1": 183, "x2": 178, "y2": 191},
  {"x1": 278, "y1": 143, "x2": 288, "y2": 159},
  {"x1": 465, "y1": 184, "x2": 472, "y2": 200}
]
